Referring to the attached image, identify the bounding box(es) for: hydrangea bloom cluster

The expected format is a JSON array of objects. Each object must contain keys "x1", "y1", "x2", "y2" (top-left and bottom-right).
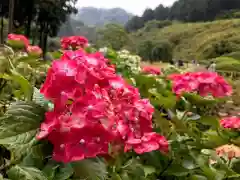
[
  {"x1": 7, "y1": 34, "x2": 30, "y2": 48},
  {"x1": 27, "y1": 45, "x2": 43, "y2": 56},
  {"x1": 61, "y1": 36, "x2": 88, "y2": 50},
  {"x1": 168, "y1": 72, "x2": 232, "y2": 97},
  {"x1": 142, "y1": 66, "x2": 162, "y2": 75},
  {"x1": 220, "y1": 116, "x2": 240, "y2": 130},
  {"x1": 37, "y1": 49, "x2": 168, "y2": 163},
  {"x1": 7, "y1": 34, "x2": 42, "y2": 56},
  {"x1": 99, "y1": 47, "x2": 108, "y2": 56},
  {"x1": 210, "y1": 144, "x2": 240, "y2": 164},
  {"x1": 116, "y1": 50, "x2": 141, "y2": 74}
]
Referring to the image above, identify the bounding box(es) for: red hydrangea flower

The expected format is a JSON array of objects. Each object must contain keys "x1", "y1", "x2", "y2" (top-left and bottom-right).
[
  {"x1": 61, "y1": 36, "x2": 88, "y2": 50},
  {"x1": 168, "y1": 72, "x2": 232, "y2": 97},
  {"x1": 7, "y1": 33, "x2": 29, "y2": 48},
  {"x1": 142, "y1": 66, "x2": 161, "y2": 75},
  {"x1": 27, "y1": 45, "x2": 42, "y2": 56},
  {"x1": 125, "y1": 132, "x2": 169, "y2": 154},
  {"x1": 220, "y1": 116, "x2": 240, "y2": 129},
  {"x1": 38, "y1": 48, "x2": 168, "y2": 162}
]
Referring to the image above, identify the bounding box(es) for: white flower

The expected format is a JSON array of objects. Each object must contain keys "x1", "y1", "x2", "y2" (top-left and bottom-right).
[{"x1": 116, "y1": 49, "x2": 141, "y2": 74}]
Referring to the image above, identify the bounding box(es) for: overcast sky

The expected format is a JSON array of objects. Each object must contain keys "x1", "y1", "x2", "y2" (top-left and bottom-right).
[{"x1": 76, "y1": 0, "x2": 176, "y2": 15}]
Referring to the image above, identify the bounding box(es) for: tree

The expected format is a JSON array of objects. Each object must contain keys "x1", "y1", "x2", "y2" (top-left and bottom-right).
[
  {"x1": 0, "y1": 0, "x2": 77, "y2": 54},
  {"x1": 151, "y1": 40, "x2": 173, "y2": 62},
  {"x1": 125, "y1": 16, "x2": 144, "y2": 32},
  {"x1": 97, "y1": 23, "x2": 131, "y2": 50},
  {"x1": 142, "y1": 8, "x2": 155, "y2": 23},
  {"x1": 136, "y1": 40, "x2": 154, "y2": 62},
  {"x1": 154, "y1": 5, "x2": 169, "y2": 20},
  {"x1": 125, "y1": 0, "x2": 240, "y2": 32},
  {"x1": 8, "y1": 0, "x2": 14, "y2": 33}
]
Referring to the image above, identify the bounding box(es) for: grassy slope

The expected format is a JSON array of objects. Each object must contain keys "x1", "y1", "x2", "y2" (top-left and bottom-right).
[{"x1": 130, "y1": 19, "x2": 240, "y2": 60}]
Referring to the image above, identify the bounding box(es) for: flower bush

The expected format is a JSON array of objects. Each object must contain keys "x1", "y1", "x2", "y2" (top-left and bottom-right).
[
  {"x1": 61, "y1": 36, "x2": 88, "y2": 50},
  {"x1": 116, "y1": 50, "x2": 141, "y2": 75},
  {"x1": 142, "y1": 66, "x2": 161, "y2": 75},
  {"x1": 38, "y1": 49, "x2": 168, "y2": 162},
  {"x1": 0, "y1": 34, "x2": 240, "y2": 179},
  {"x1": 7, "y1": 33, "x2": 30, "y2": 49},
  {"x1": 27, "y1": 45, "x2": 43, "y2": 57}
]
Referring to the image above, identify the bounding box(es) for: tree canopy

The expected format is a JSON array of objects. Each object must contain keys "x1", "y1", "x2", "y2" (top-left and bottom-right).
[
  {"x1": 125, "y1": 0, "x2": 240, "y2": 32},
  {"x1": 0, "y1": 0, "x2": 77, "y2": 53}
]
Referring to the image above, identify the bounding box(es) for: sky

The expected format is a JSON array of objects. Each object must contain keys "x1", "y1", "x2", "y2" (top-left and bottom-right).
[{"x1": 76, "y1": 0, "x2": 176, "y2": 15}]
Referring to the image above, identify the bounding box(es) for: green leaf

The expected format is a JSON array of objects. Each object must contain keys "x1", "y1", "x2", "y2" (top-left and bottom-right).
[
  {"x1": 190, "y1": 175, "x2": 208, "y2": 180},
  {"x1": 3, "y1": 70, "x2": 33, "y2": 101},
  {"x1": 7, "y1": 165, "x2": 47, "y2": 180},
  {"x1": 42, "y1": 161, "x2": 59, "y2": 180},
  {"x1": 111, "y1": 174, "x2": 122, "y2": 180},
  {"x1": 0, "y1": 101, "x2": 45, "y2": 161},
  {"x1": 183, "y1": 93, "x2": 217, "y2": 106},
  {"x1": 202, "y1": 130, "x2": 228, "y2": 149},
  {"x1": 154, "y1": 110, "x2": 170, "y2": 136},
  {"x1": 164, "y1": 163, "x2": 190, "y2": 176},
  {"x1": 72, "y1": 158, "x2": 107, "y2": 180},
  {"x1": 53, "y1": 164, "x2": 74, "y2": 180},
  {"x1": 143, "y1": 166, "x2": 156, "y2": 177},
  {"x1": 199, "y1": 116, "x2": 219, "y2": 129},
  {"x1": 21, "y1": 144, "x2": 46, "y2": 169},
  {"x1": 0, "y1": 174, "x2": 9, "y2": 180},
  {"x1": 182, "y1": 159, "x2": 197, "y2": 170},
  {"x1": 32, "y1": 88, "x2": 50, "y2": 109}
]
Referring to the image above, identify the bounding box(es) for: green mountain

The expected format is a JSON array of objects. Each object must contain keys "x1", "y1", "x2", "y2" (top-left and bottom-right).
[{"x1": 74, "y1": 7, "x2": 133, "y2": 27}]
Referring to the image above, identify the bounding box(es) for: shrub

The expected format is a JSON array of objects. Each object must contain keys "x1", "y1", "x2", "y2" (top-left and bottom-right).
[
  {"x1": 222, "y1": 51, "x2": 240, "y2": 60},
  {"x1": 215, "y1": 57, "x2": 240, "y2": 72},
  {"x1": 1, "y1": 34, "x2": 240, "y2": 180},
  {"x1": 143, "y1": 20, "x2": 172, "y2": 32},
  {"x1": 151, "y1": 40, "x2": 173, "y2": 62}
]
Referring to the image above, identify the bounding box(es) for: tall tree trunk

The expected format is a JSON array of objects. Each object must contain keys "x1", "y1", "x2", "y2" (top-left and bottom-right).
[
  {"x1": 25, "y1": 0, "x2": 34, "y2": 37},
  {"x1": 38, "y1": 24, "x2": 44, "y2": 48},
  {"x1": 0, "y1": 4, "x2": 3, "y2": 44},
  {"x1": 0, "y1": 16, "x2": 3, "y2": 44},
  {"x1": 43, "y1": 32, "x2": 48, "y2": 55},
  {"x1": 8, "y1": 0, "x2": 15, "y2": 34}
]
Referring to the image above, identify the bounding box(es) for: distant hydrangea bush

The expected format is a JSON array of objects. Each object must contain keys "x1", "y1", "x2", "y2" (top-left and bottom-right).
[{"x1": 117, "y1": 50, "x2": 141, "y2": 74}]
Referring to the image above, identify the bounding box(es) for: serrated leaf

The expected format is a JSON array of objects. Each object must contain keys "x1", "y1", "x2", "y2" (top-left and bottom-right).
[
  {"x1": 10, "y1": 70, "x2": 33, "y2": 101},
  {"x1": 32, "y1": 88, "x2": 49, "y2": 108},
  {"x1": 7, "y1": 165, "x2": 47, "y2": 180},
  {"x1": 53, "y1": 164, "x2": 73, "y2": 180},
  {"x1": 21, "y1": 144, "x2": 46, "y2": 169},
  {"x1": 42, "y1": 161, "x2": 59, "y2": 180},
  {"x1": 0, "y1": 101, "x2": 45, "y2": 160}
]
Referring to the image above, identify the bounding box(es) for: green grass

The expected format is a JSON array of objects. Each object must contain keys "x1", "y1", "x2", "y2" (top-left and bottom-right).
[{"x1": 130, "y1": 19, "x2": 240, "y2": 61}]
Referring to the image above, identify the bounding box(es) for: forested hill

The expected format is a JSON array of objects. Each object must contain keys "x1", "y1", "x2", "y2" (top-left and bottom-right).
[
  {"x1": 126, "y1": 0, "x2": 240, "y2": 32},
  {"x1": 74, "y1": 7, "x2": 133, "y2": 27}
]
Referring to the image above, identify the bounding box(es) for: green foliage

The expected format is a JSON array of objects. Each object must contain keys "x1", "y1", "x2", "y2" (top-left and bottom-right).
[
  {"x1": 1, "y1": 38, "x2": 240, "y2": 180},
  {"x1": 143, "y1": 20, "x2": 172, "y2": 32},
  {"x1": 151, "y1": 40, "x2": 173, "y2": 62},
  {"x1": 129, "y1": 19, "x2": 240, "y2": 60},
  {"x1": 0, "y1": 101, "x2": 46, "y2": 161},
  {"x1": 215, "y1": 57, "x2": 240, "y2": 72},
  {"x1": 7, "y1": 165, "x2": 47, "y2": 180},
  {"x1": 125, "y1": 0, "x2": 240, "y2": 32},
  {"x1": 222, "y1": 51, "x2": 240, "y2": 60},
  {"x1": 97, "y1": 23, "x2": 131, "y2": 50},
  {"x1": 136, "y1": 39, "x2": 173, "y2": 62}
]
